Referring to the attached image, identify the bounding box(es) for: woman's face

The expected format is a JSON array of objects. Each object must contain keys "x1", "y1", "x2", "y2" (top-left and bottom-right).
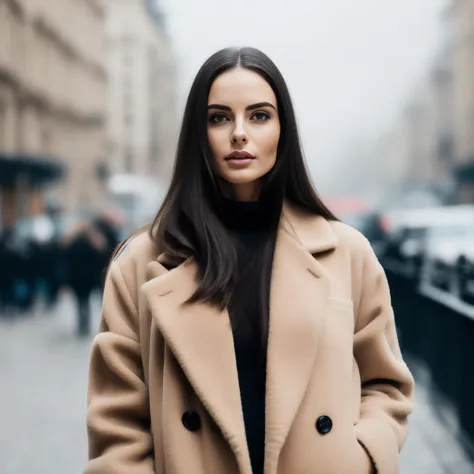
[{"x1": 207, "y1": 67, "x2": 281, "y2": 202}]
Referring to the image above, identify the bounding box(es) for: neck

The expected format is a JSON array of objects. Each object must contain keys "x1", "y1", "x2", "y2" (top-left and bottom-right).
[{"x1": 229, "y1": 182, "x2": 261, "y2": 202}]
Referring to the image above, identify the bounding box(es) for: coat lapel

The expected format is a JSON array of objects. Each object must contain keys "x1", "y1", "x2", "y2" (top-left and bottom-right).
[
  {"x1": 264, "y1": 204, "x2": 338, "y2": 474},
  {"x1": 142, "y1": 258, "x2": 252, "y2": 474},
  {"x1": 141, "y1": 201, "x2": 339, "y2": 474}
]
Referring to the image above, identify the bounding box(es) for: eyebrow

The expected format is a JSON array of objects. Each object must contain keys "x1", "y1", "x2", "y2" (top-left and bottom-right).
[{"x1": 207, "y1": 102, "x2": 277, "y2": 112}]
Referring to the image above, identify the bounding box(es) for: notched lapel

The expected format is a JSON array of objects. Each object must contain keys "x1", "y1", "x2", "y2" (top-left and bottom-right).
[
  {"x1": 142, "y1": 259, "x2": 252, "y2": 474},
  {"x1": 264, "y1": 215, "x2": 335, "y2": 474}
]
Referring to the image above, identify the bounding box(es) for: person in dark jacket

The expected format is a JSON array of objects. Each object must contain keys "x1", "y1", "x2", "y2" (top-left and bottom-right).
[{"x1": 63, "y1": 213, "x2": 122, "y2": 336}]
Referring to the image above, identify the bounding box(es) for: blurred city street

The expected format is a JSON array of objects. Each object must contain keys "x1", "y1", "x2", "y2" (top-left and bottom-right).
[
  {"x1": 0, "y1": 295, "x2": 100, "y2": 474},
  {"x1": 0, "y1": 294, "x2": 473, "y2": 474},
  {"x1": 2, "y1": 0, "x2": 474, "y2": 471}
]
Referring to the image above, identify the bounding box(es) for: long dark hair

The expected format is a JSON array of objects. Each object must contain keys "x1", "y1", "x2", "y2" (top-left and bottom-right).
[{"x1": 151, "y1": 47, "x2": 336, "y2": 349}]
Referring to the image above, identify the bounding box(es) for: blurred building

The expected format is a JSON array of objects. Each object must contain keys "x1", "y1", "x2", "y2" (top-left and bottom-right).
[
  {"x1": 404, "y1": 72, "x2": 447, "y2": 194},
  {"x1": 380, "y1": 58, "x2": 454, "y2": 203},
  {"x1": 449, "y1": 0, "x2": 474, "y2": 202},
  {"x1": 371, "y1": 125, "x2": 411, "y2": 200},
  {"x1": 430, "y1": 33, "x2": 456, "y2": 201},
  {"x1": 372, "y1": 1, "x2": 474, "y2": 206},
  {"x1": 106, "y1": 0, "x2": 177, "y2": 183},
  {"x1": 0, "y1": 0, "x2": 108, "y2": 230},
  {"x1": 369, "y1": 91, "x2": 427, "y2": 202}
]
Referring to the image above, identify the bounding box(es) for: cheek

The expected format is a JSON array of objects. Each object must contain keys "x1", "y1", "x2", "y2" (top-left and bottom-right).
[
  {"x1": 207, "y1": 128, "x2": 225, "y2": 158},
  {"x1": 258, "y1": 124, "x2": 280, "y2": 158}
]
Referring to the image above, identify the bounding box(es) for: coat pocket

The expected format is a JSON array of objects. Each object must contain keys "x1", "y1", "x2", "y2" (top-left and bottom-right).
[{"x1": 353, "y1": 437, "x2": 377, "y2": 474}]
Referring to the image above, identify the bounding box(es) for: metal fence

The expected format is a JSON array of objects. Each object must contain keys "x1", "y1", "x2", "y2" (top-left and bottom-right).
[{"x1": 387, "y1": 269, "x2": 474, "y2": 461}]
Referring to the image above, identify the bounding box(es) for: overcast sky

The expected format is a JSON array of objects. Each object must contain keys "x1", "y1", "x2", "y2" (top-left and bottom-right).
[{"x1": 160, "y1": 0, "x2": 446, "y2": 189}]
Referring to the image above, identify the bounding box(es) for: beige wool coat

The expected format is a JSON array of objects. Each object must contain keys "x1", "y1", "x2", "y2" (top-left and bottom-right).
[{"x1": 84, "y1": 201, "x2": 414, "y2": 474}]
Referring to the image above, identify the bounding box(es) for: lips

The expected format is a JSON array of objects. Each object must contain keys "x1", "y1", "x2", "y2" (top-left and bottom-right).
[{"x1": 225, "y1": 151, "x2": 255, "y2": 160}]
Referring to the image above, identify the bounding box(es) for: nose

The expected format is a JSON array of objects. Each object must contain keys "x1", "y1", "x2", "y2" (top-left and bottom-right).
[{"x1": 231, "y1": 121, "x2": 248, "y2": 146}]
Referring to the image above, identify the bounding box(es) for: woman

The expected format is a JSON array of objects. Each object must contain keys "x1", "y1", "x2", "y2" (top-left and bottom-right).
[{"x1": 85, "y1": 47, "x2": 414, "y2": 474}]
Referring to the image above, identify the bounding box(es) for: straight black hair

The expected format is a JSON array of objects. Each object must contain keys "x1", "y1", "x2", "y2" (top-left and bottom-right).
[{"x1": 150, "y1": 47, "x2": 337, "y2": 351}]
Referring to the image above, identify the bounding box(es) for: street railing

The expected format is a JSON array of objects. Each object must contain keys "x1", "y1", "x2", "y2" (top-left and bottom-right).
[{"x1": 386, "y1": 266, "x2": 474, "y2": 462}]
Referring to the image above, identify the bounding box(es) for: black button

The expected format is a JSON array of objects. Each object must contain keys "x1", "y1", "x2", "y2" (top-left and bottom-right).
[
  {"x1": 182, "y1": 411, "x2": 201, "y2": 432},
  {"x1": 316, "y1": 415, "x2": 333, "y2": 435}
]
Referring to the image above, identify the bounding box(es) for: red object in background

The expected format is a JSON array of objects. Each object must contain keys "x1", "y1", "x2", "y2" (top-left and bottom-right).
[{"x1": 323, "y1": 196, "x2": 372, "y2": 216}]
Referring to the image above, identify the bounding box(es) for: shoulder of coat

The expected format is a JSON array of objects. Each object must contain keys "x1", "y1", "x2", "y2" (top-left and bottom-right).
[
  {"x1": 113, "y1": 228, "x2": 159, "y2": 265},
  {"x1": 328, "y1": 220, "x2": 372, "y2": 255}
]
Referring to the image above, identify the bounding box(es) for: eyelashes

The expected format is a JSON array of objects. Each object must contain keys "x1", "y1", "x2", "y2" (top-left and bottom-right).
[
  {"x1": 252, "y1": 111, "x2": 270, "y2": 122},
  {"x1": 208, "y1": 113, "x2": 229, "y2": 124},
  {"x1": 208, "y1": 111, "x2": 271, "y2": 125}
]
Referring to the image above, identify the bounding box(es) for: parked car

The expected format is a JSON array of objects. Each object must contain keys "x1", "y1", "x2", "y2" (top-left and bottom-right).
[
  {"x1": 456, "y1": 247, "x2": 474, "y2": 304},
  {"x1": 421, "y1": 222, "x2": 474, "y2": 302},
  {"x1": 383, "y1": 224, "x2": 426, "y2": 280},
  {"x1": 380, "y1": 205, "x2": 474, "y2": 282}
]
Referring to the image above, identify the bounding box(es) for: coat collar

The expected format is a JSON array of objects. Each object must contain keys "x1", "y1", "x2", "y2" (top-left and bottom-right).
[
  {"x1": 280, "y1": 200, "x2": 338, "y2": 253},
  {"x1": 142, "y1": 201, "x2": 339, "y2": 474}
]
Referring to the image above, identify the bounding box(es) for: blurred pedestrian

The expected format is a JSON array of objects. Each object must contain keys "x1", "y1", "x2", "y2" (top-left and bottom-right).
[
  {"x1": 85, "y1": 47, "x2": 414, "y2": 474},
  {"x1": 63, "y1": 217, "x2": 119, "y2": 337},
  {"x1": 92, "y1": 209, "x2": 123, "y2": 291},
  {"x1": 0, "y1": 228, "x2": 32, "y2": 316},
  {"x1": 42, "y1": 238, "x2": 63, "y2": 309}
]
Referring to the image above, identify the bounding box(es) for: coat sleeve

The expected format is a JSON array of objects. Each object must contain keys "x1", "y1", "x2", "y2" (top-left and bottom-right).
[
  {"x1": 353, "y1": 238, "x2": 415, "y2": 474},
  {"x1": 84, "y1": 259, "x2": 154, "y2": 474}
]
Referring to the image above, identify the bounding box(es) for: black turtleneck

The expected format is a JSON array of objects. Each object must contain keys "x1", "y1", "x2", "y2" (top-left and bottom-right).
[{"x1": 220, "y1": 198, "x2": 268, "y2": 474}]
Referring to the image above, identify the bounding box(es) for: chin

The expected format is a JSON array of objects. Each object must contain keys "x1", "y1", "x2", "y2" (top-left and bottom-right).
[{"x1": 222, "y1": 170, "x2": 263, "y2": 185}]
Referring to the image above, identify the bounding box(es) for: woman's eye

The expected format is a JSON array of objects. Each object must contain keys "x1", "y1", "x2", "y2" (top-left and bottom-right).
[
  {"x1": 209, "y1": 113, "x2": 229, "y2": 124},
  {"x1": 252, "y1": 111, "x2": 270, "y2": 121}
]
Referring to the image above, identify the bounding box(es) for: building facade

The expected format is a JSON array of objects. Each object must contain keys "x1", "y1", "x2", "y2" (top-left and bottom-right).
[
  {"x1": 106, "y1": 0, "x2": 177, "y2": 183},
  {"x1": 369, "y1": 1, "x2": 469, "y2": 205},
  {"x1": 0, "y1": 0, "x2": 108, "y2": 229},
  {"x1": 449, "y1": 0, "x2": 474, "y2": 202},
  {"x1": 430, "y1": 40, "x2": 456, "y2": 201}
]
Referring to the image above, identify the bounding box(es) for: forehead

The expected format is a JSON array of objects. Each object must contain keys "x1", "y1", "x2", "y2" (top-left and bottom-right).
[{"x1": 208, "y1": 68, "x2": 277, "y2": 107}]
